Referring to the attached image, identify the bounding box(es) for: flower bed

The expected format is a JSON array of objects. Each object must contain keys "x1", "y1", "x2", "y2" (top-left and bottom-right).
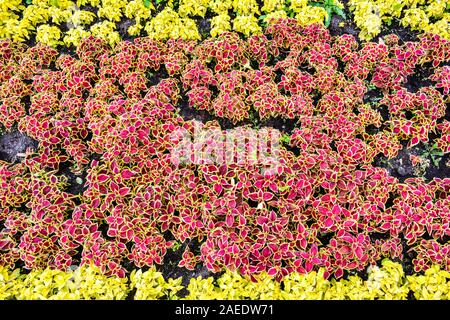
[
  {"x1": 1, "y1": 0, "x2": 450, "y2": 300},
  {"x1": 1, "y1": 19, "x2": 449, "y2": 287}
]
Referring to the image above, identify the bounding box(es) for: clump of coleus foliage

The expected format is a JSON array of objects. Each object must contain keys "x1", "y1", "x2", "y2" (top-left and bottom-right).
[{"x1": 1, "y1": 19, "x2": 450, "y2": 280}]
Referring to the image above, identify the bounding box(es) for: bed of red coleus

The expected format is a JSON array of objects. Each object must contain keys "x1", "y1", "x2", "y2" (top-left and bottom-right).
[{"x1": 0, "y1": 19, "x2": 450, "y2": 281}]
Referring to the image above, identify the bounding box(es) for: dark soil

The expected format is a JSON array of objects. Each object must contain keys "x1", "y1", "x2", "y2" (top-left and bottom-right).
[
  {"x1": 318, "y1": 232, "x2": 334, "y2": 246},
  {"x1": 0, "y1": 130, "x2": 38, "y2": 163},
  {"x1": 117, "y1": 18, "x2": 137, "y2": 42},
  {"x1": 328, "y1": 10, "x2": 359, "y2": 39},
  {"x1": 82, "y1": 4, "x2": 99, "y2": 17},
  {"x1": 399, "y1": 238, "x2": 417, "y2": 276},
  {"x1": 374, "y1": 142, "x2": 450, "y2": 182},
  {"x1": 195, "y1": 11, "x2": 213, "y2": 38},
  {"x1": 407, "y1": 291, "x2": 416, "y2": 300},
  {"x1": 374, "y1": 20, "x2": 419, "y2": 44},
  {"x1": 148, "y1": 67, "x2": 170, "y2": 87},
  {"x1": 405, "y1": 63, "x2": 434, "y2": 93},
  {"x1": 375, "y1": 146, "x2": 416, "y2": 181},
  {"x1": 260, "y1": 117, "x2": 297, "y2": 135},
  {"x1": 56, "y1": 161, "x2": 87, "y2": 196},
  {"x1": 364, "y1": 88, "x2": 384, "y2": 103},
  {"x1": 424, "y1": 153, "x2": 450, "y2": 181}
]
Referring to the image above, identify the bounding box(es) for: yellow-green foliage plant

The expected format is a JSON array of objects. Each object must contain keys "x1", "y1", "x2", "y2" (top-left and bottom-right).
[
  {"x1": 3, "y1": 260, "x2": 450, "y2": 300},
  {"x1": 407, "y1": 266, "x2": 450, "y2": 300},
  {"x1": 0, "y1": 264, "x2": 129, "y2": 300},
  {"x1": 349, "y1": 0, "x2": 450, "y2": 40},
  {"x1": 130, "y1": 268, "x2": 184, "y2": 300},
  {"x1": 0, "y1": 0, "x2": 339, "y2": 47}
]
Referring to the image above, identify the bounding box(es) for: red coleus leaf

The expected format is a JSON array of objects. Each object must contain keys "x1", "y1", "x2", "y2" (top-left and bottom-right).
[
  {"x1": 248, "y1": 192, "x2": 259, "y2": 201},
  {"x1": 334, "y1": 268, "x2": 344, "y2": 279},
  {"x1": 305, "y1": 261, "x2": 314, "y2": 272},
  {"x1": 118, "y1": 187, "x2": 130, "y2": 196},
  {"x1": 254, "y1": 180, "x2": 264, "y2": 189},
  {"x1": 343, "y1": 220, "x2": 356, "y2": 228},
  {"x1": 380, "y1": 222, "x2": 391, "y2": 230},
  {"x1": 214, "y1": 184, "x2": 223, "y2": 194},
  {"x1": 267, "y1": 267, "x2": 277, "y2": 276},
  {"x1": 256, "y1": 216, "x2": 268, "y2": 225},
  {"x1": 324, "y1": 218, "x2": 334, "y2": 228},
  {"x1": 49, "y1": 137, "x2": 60, "y2": 144},
  {"x1": 98, "y1": 174, "x2": 110, "y2": 182},
  {"x1": 121, "y1": 169, "x2": 135, "y2": 179},
  {"x1": 263, "y1": 192, "x2": 274, "y2": 201},
  {"x1": 269, "y1": 183, "x2": 278, "y2": 193},
  {"x1": 262, "y1": 247, "x2": 271, "y2": 258},
  {"x1": 226, "y1": 214, "x2": 234, "y2": 227},
  {"x1": 355, "y1": 247, "x2": 364, "y2": 260}
]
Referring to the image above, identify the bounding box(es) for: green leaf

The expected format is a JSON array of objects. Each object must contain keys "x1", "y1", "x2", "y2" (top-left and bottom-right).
[
  {"x1": 333, "y1": 6, "x2": 346, "y2": 19},
  {"x1": 143, "y1": 0, "x2": 151, "y2": 7},
  {"x1": 280, "y1": 134, "x2": 291, "y2": 144},
  {"x1": 325, "y1": 7, "x2": 332, "y2": 27},
  {"x1": 393, "y1": 3, "x2": 402, "y2": 11},
  {"x1": 309, "y1": 2, "x2": 323, "y2": 8},
  {"x1": 171, "y1": 241, "x2": 182, "y2": 251},
  {"x1": 26, "y1": 0, "x2": 33, "y2": 4},
  {"x1": 432, "y1": 156, "x2": 441, "y2": 167},
  {"x1": 368, "y1": 83, "x2": 377, "y2": 90}
]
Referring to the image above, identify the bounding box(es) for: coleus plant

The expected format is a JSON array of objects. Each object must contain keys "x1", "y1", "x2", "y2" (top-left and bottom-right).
[{"x1": 0, "y1": 19, "x2": 450, "y2": 281}]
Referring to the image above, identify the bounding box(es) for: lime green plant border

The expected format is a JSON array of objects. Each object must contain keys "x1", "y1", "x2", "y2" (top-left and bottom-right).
[
  {"x1": 1, "y1": 259, "x2": 450, "y2": 300},
  {"x1": 349, "y1": 0, "x2": 450, "y2": 40}
]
